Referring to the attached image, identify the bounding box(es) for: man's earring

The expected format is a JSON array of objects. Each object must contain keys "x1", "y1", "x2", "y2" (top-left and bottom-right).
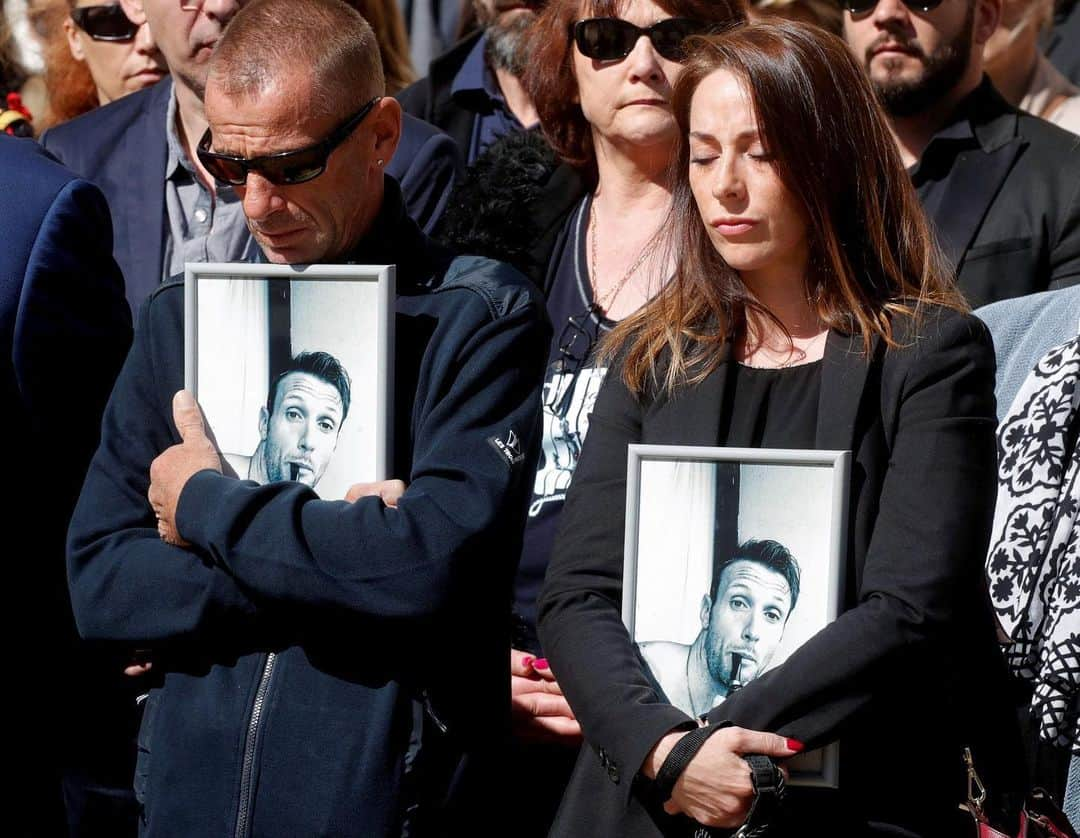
[{"x1": 376, "y1": 158, "x2": 384, "y2": 167}]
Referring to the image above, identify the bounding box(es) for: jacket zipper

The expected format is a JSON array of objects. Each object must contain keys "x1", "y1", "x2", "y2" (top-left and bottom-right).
[{"x1": 234, "y1": 651, "x2": 277, "y2": 838}]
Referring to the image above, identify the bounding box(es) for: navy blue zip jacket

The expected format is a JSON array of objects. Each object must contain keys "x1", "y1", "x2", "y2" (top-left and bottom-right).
[{"x1": 66, "y1": 179, "x2": 550, "y2": 836}]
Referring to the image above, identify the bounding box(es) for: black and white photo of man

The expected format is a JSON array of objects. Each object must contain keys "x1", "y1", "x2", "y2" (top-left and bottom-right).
[
  {"x1": 639, "y1": 539, "x2": 801, "y2": 717},
  {"x1": 248, "y1": 350, "x2": 351, "y2": 489}
]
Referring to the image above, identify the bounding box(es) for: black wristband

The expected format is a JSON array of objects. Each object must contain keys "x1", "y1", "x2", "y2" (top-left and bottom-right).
[
  {"x1": 653, "y1": 721, "x2": 732, "y2": 803},
  {"x1": 734, "y1": 754, "x2": 786, "y2": 837}
]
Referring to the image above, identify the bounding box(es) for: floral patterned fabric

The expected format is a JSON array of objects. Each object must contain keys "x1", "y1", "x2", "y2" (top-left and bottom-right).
[{"x1": 987, "y1": 333, "x2": 1080, "y2": 752}]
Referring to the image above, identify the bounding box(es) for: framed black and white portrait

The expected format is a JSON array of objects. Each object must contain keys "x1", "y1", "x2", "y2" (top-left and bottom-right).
[
  {"x1": 185, "y1": 262, "x2": 394, "y2": 501},
  {"x1": 622, "y1": 445, "x2": 849, "y2": 787}
]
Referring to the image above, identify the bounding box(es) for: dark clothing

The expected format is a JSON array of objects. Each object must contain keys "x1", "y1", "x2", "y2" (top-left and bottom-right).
[
  {"x1": 911, "y1": 78, "x2": 1080, "y2": 307},
  {"x1": 40, "y1": 78, "x2": 461, "y2": 316},
  {"x1": 0, "y1": 135, "x2": 134, "y2": 836},
  {"x1": 1048, "y1": 1, "x2": 1080, "y2": 85},
  {"x1": 540, "y1": 308, "x2": 1024, "y2": 836},
  {"x1": 720, "y1": 361, "x2": 821, "y2": 449},
  {"x1": 399, "y1": 31, "x2": 531, "y2": 167},
  {"x1": 434, "y1": 129, "x2": 590, "y2": 291},
  {"x1": 449, "y1": 34, "x2": 531, "y2": 164},
  {"x1": 66, "y1": 180, "x2": 550, "y2": 837},
  {"x1": 516, "y1": 195, "x2": 612, "y2": 649}
]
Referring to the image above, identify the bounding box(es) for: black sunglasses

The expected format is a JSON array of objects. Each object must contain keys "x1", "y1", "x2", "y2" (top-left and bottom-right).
[
  {"x1": 197, "y1": 97, "x2": 381, "y2": 187},
  {"x1": 840, "y1": 0, "x2": 943, "y2": 13},
  {"x1": 70, "y1": 4, "x2": 139, "y2": 41},
  {"x1": 571, "y1": 17, "x2": 709, "y2": 63}
]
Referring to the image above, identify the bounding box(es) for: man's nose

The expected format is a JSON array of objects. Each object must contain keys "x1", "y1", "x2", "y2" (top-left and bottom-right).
[
  {"x1": 741, "y1": 614, "x2": 761, "y2": 642},
  {"x1": 240, "y1": 172, "x2": 285, "y2": 221},
  {"x1": 870, "y1": 0, "x2": 912, "y2": 26}
]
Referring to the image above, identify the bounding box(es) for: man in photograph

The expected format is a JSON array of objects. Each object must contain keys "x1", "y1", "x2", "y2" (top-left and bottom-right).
[
  {"x1": 640, "y1": 539, "x2": 801, "y2": 717},
  {"x1": 247, "y1": 351, "x2": 350, "y2": 489},
  {"x1": 64, "y1": 1, "x2": 548, "y2": 834}
]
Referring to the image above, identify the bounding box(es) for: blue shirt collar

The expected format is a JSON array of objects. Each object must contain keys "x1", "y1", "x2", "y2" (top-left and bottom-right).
[{"x1": 450, "y1": 33, "x2": 505, "y2": 113}]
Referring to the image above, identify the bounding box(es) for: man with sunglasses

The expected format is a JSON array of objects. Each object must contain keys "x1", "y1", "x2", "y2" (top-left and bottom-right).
[
  {"x1": 41, "y1": 0, "x2": 461, "y2": 318},
  {"x1": 398, "y1": 0, "x2": 543, "y2": 165},
  {"x1": 65, "y1": 1, "x2": 548, "y2": 835},
  {"x1": 842, "y1": 0, "x2": 1080, "y2": 306}
]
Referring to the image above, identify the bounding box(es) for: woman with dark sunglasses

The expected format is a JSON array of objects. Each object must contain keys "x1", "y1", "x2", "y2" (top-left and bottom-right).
[
  {"x1": 537, "y1": 21, "x2": 1024, "y2": 837},
  {"x1": 32, "y1": 0, "x2": 164, "y2": 128}
]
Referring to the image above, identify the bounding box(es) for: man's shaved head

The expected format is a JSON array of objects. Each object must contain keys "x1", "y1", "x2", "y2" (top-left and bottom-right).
[{"x1": 208, "y1": 0, "x2": 384, "y2": 119}]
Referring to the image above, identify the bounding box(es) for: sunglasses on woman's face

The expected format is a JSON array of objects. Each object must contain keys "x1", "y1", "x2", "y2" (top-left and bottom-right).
[
  {"x1": 571, "y1": 17, "x2": 709, "y2": 63},
  {"x1": 70, "y1": 4, "x2": 138, "y2": 41},
  {"x1": 840, "y1": 0, "x2": 944, "y2": 14},
  {"x1": 197, "y1": 97, "x2": 381, "y2": 187}
]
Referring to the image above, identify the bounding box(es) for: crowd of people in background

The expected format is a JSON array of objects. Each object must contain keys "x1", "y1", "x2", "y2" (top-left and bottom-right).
[{"x1": 2, "y1": 0, "x2": 1079, "y2": 836}]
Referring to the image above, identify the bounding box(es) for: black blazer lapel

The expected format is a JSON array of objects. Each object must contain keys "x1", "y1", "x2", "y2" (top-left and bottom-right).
[
  {"x1": 815, "y1": 330, "x2": 876, "y2": 452},
  {"x1": 929, "y1": 122, "x2": 1024, "y2": 272},
  {"x1": 652, "y1": 346, "x2": 730, "y2": 446}
]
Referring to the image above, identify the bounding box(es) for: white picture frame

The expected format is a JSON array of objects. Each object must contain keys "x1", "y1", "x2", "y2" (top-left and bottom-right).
[
  {"x1": 185, "y1": 262, "x2": 394, "y2": 501},
  {"x1": 623, "y1": 444, "x2": 850, "y2": 788}
]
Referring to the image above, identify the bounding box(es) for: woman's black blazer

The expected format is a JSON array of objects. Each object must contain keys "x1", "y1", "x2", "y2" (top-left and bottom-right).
[{"x1": 538, "y1": 308, "x2": 1023, "y2": 836}]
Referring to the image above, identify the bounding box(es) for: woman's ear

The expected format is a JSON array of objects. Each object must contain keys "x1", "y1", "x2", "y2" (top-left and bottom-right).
[{"x1": 64, "y1": 16, "x2": 86, "y2": 62}]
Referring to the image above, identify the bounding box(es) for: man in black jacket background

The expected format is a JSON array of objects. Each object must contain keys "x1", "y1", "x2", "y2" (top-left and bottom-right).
[
  {"x1": 66, "y1": 2, "x2": 548, "y2": 834},
  {"x1": 843, "y1": 0, "x2": 1080, "y2": 306},
  {"x1": 398, "y1": 0, "x2": 542, "y2": 165}
]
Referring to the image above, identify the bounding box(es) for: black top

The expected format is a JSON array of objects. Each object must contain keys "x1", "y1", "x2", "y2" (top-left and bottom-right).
[
  {"x1": 719, "y1": 361, "x2": 822, "y2": 449},
  {"x1": 901, "y1": 76, "x2": 1080, "y2": 307},
  {"x1": 539, "y1": 309, "x2": 1024, "y2": 836},
  {"x1": 515, "y1": 195, "x2": 611, "y2": 649}
]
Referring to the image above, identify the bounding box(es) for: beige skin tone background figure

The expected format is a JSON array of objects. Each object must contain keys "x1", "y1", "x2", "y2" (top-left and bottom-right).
[
  {"x1": 841, "y1": 0, "x2": 1002, "y2": 168},
  {"x1": 472, "y1": 0, "x2": 540, "y2": 127},
  {"x1": 63, "y1": 0, "x2": 165, "y2": 103},
  {"x1": 117, "y1": 0, "x2": 245, "y2": 192}
]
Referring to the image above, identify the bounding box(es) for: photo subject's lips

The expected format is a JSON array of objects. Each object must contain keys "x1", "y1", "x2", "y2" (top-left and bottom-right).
[{"x1": 288, "y1": 461, "x2": 314, "y2": 482}]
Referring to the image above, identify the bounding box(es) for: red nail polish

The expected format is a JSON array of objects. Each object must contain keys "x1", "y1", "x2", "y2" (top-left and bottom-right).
[
  {"x1": 521, "y1": 656, "x2": 534, "y2": 669},
  {"x1": 534, "y1": 658, "x2": 549, "y2": 669},
  {"x1": 786, "y1": 738, "x2": 805, "y2": 752}
]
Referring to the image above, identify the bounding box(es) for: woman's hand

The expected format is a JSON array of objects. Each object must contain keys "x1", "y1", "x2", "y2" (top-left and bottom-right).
[
  {"x1": 649, "y1": 727, "x2": 800, "y2": 828},
  {"x1": 510, "y1": 648, "x2": 583, "y2": 745}
]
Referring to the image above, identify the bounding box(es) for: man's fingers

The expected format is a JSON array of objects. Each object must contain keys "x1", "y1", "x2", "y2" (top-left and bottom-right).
[
  {"x1": 725, "y1": 727, "x2": 802, "y2": 757},
  {"x1": 172, "y1": 390, "x2": 209, "y2": 444},
  {"x1": 345, "y1": 479, "x2": 407, "y2": 506}
]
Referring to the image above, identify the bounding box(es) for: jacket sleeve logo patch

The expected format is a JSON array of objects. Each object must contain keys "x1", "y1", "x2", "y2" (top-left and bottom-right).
[{"x1": 488, "y1": 428, "x2": 525, "y2": 466}]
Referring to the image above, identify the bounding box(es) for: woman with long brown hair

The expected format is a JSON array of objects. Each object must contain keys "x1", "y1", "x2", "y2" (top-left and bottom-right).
[{"x1": 538, "y1": 21, "x2": 1023, "y2": 836}]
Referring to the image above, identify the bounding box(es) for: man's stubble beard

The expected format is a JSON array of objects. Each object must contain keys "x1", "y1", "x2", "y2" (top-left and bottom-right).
[
  {"x1": 869, "y1": 4, "x2": 977, "y2": 117},
  {"x1": 482, "y1": 10, "x2": 536, "y2": 77}
]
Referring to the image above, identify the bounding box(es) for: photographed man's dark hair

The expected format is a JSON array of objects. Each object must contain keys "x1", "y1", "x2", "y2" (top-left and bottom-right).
[
  {"x1": 712, "y1": 538, "x2": 801, "y2": 613},
  {"x1": 266, "y1": 351, "x2": 352, "y2": 421}
]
